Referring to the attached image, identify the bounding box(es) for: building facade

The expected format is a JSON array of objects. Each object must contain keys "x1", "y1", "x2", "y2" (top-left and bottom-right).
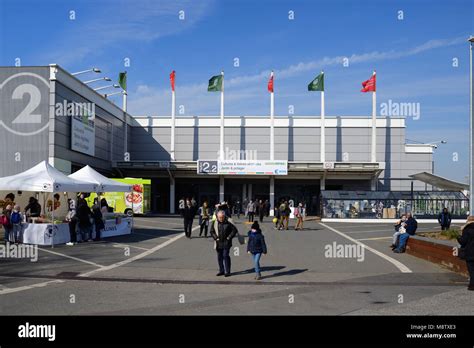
[{"x1": 0, "y1": 65, "x2": 437, "y2": 215}]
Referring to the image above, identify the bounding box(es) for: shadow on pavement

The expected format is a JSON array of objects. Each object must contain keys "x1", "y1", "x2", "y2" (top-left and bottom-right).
[
  {"x1": 231, "y1": 266, "x2": 286, "y2": 276},
  {"x1": 262, "y1": 268, "x2": 308, "y2": 280}
]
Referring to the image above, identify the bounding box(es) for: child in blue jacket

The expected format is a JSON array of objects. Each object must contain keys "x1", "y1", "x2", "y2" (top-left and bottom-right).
[{"x1": 247, "y1": 221, "x2": 267, "y2": 280}]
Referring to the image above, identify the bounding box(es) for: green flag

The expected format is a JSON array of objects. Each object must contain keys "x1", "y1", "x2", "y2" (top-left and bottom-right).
[
  {"x1": 118, "y1": 72, "x2": 127, "y2": 90},
  {"x1": 308, "y1": 72, "x2": 324, "y2": 91},
  {"x1": 208, "y1": 74, "x2": 223, "y2": 92}
]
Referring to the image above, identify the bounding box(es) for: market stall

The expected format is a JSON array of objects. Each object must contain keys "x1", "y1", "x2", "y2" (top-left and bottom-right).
[
  {"x1": 68, "y1": 165, "x2": 134, "y2": 236},
  {"x1": 0, "y1": 161, "x2": 97, "y2": 246}
]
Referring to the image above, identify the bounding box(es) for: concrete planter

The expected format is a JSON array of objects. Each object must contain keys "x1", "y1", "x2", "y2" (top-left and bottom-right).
[{"x1": 406, "y1": 235, "x2": 468, "y2": 276}]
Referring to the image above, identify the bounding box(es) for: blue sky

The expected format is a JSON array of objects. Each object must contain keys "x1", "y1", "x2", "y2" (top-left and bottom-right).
[{"x1": 0, "y1": 0, "x2": 472, "y2": 181}]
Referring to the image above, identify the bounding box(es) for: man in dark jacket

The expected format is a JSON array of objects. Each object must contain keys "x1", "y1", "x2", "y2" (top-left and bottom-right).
[
  {"x1": 457, "y1": 217, "x2": 474, "y2": 290},
  {"x1": 210, "y1": 210, "x2": 238, "y2": 277},
  {"x1": 394, "y1": 212, "x2": 417, "y2": 253},
  {"x1": 182, "y1": 199, "x2": 196, "y2": 238},
  {"x1": 438, "y1": 208, "x2": 452, "y2": 231},
  {"x1": 24, "y1": 197, "x2": 41, "y2": 218}
]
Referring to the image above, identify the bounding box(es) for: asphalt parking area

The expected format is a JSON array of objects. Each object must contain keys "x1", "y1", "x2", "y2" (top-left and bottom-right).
[{"x1": 0, "y1": 216, "x2": 470, "y2": 315}]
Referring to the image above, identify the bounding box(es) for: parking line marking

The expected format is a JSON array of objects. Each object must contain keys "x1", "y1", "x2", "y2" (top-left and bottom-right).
[
  {"x1": 0, "y1": 279, "x2": 64, "y2": 296},
  {"x1": 112, "y1": 243, "x2": 149, "y2": 251},
  {"x1": 38, "y1": 248, "x2": 104, "y2": 268},
  {"x1": 357, "y1": 237, "x2": 392, "y2": 241},
  {"x1": 78, "y1": 226, "x2": 199, "y2": 278},
  {"x1": 319, "y1": 222, "x2": 412, "y2": 273}
]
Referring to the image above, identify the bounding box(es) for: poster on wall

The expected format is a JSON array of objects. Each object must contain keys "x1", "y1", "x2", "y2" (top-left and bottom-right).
[{"x1": 71, "y1": 115, "x2": 95, "y2": 156}]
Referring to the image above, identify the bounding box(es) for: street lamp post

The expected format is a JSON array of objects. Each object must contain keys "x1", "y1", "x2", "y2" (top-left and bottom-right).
[
  {"x1": 94, "y1": 84, "x2": 120, "y2": 92},
  {"x1": 104, "y1": 91, "x2": 123, "y2": 98},
  {"x1": 469, "y1": 36, "x2": 474, "y2": 217},
  {"x1": 72, "y1": 67, "x2": 101, "y2": 76},
  {"x1": 83, "y1": 77, "x2": 112, "y2": 84}
]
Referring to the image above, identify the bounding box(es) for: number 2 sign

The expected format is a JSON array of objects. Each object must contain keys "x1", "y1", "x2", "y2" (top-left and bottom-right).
[{"x1": 0, "y1": 72, "x2": 50, "y2": 136}]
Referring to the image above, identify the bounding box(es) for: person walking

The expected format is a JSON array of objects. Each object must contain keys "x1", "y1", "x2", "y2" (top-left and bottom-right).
[
  {"x1": 210, "y1": 210, "x2": 238, "y2": 277},
  {"x1": 10, "y1": 205, "x2": 23, "y2": 244},
  {"x1": 198, "y1": 202, "x2": 210, "y2": 237},
  {"x1": 92, "y1": 198, "x2": 105, "y2": 241},
  {"x1": 0, "y1": 205, "x2": 12, "y2": 244},
  {"x1": 182, "y1": 199, "x2": 196, "y2": 238},
  {"x1": 235, "y1": 200, "x2": 241, "y2": 219},
  {"x1": 393, "y1": 212, "x2": 417, "y2": 253},
  {"x1": 247, "y1": 199, "x2": 256, "y2": 222},
  {"x1": 438, "y1": 208, "x2": 452, "y2": 231},
  {"x1": 279, "y1": 200, "x2": 290, "y2": 230},
  {"x1": 258, "y1": 200, "x2": 265, "y2": 223},
  {"x1": 247, "y1": 221, "x2": 267, "y2": 280},
  {"x1": 76, "y1": 201, "x2": 93, "y2": 242},
  {"x1": 65, "y1": 198, "x2": 77, "y2": 246},
  {"x1": 457, "y1": 216, "x2": 474, "y2": 291},
  {"x1": 295, "y1": 203, "x2": 304, "y2": 230}
]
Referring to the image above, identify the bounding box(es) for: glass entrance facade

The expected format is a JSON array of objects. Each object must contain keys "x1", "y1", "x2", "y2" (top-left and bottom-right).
[{"x1": 321, "y1": 190, "x2": 469, "y2": 219}]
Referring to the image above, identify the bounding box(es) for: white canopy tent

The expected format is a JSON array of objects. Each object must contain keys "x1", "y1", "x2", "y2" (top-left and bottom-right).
[
  {"x1": 0, "y1": 161, "x2": 98, "y2": 248},
  {"x1": 0, "y1": 161, "x2": 97, "y2": 193},
  {"x1": 68, "y1": 165, "x2": 132, "y2": 192}
]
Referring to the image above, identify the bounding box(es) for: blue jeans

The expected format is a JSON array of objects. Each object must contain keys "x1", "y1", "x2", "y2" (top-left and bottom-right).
[
  {"x1": 395, "y1": 233, "x2": 410, "y2": 252},
  {"x1": 217, "y1": 247, "x2": 231, "y2": 274},
  {"x1": 4, "y1": 226, "x2": 12, "y2": 242},
  {"x1": 252, "y1": 253, "x2": 262, "y2": 274}
]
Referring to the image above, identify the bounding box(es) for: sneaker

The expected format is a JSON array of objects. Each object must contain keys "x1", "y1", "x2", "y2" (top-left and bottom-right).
[
  {"x1": 216, "y1": 272, "x2": 224, "y2": 276},
  {"x1": 66, "y1": 242, "x2": 74, "y2": 246},
  {"x1": 256, "y1": 274, "x2": 262, "y2": 280},
  {"x1": 87, "y1": 239, "x2": 93, "y2": 242},
  {"x1": 393, "y1": 249, "x2": 402, "y2": 253}
]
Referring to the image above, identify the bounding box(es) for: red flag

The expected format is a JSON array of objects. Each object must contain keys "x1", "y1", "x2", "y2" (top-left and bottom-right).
[
  {"x1": 170, "y1": 70, "x2": 175, "y2": 92},
  {"x1": 267, "y1": 73, "x2": 274, "y2": 93},
  {"x1": 361, "y1": 72, "x2": 376, "y2": 92}
]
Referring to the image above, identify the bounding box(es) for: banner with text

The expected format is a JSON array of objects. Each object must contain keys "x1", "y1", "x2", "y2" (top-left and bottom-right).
[
  {"x1": 71, "y1": 115, "x2": 95, "y2": 156},
  {"x1": 197, "y1": 160, "x2": 288, "y2": 175}
]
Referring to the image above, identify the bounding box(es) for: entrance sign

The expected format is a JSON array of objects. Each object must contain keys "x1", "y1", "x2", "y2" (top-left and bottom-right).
[{"x1": 197, "y1": 160, "x2": 288, "y2": 175}]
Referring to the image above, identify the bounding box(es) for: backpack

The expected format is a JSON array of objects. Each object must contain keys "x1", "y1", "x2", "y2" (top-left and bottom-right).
[
  {"x1": 10, "y1": 212, "x2": 21, "y2": 224},
  {"x1": 279, "y1": 204, "x2": 286, "y2": 213}
]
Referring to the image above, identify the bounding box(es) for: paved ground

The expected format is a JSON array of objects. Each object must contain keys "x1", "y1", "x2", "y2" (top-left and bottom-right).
[{"x1": 0, "y1": 216, "x2": 472, "y2": 315}]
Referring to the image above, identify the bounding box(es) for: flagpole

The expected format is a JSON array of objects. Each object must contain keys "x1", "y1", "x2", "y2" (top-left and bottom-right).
[
  {"x1": 122, "y1": 89, "x2": 127, "y2": 154},
  {"x1": 171, "y1": 84, "x2": 176, "y2": 161},
  {"x1": 270, "y1": 71, "x2": 275, "y2": 161},
  {"x1": 371, "y1": 70, "x2": 377, "y2": 163},
  {"x1": 220, "y1": 70, "x2": 224, "y2": 160},
  {"x1": 320, "y1": 71, "x2": 325, "y2": 163}
]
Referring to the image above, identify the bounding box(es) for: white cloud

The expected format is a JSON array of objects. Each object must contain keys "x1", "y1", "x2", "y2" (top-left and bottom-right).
[
  {"x1": 127, "y1": 36, "x2": 467, "y2": 116},
  {"x1": 40, "y1": 0, "x2": 215, "y2": 66}
]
